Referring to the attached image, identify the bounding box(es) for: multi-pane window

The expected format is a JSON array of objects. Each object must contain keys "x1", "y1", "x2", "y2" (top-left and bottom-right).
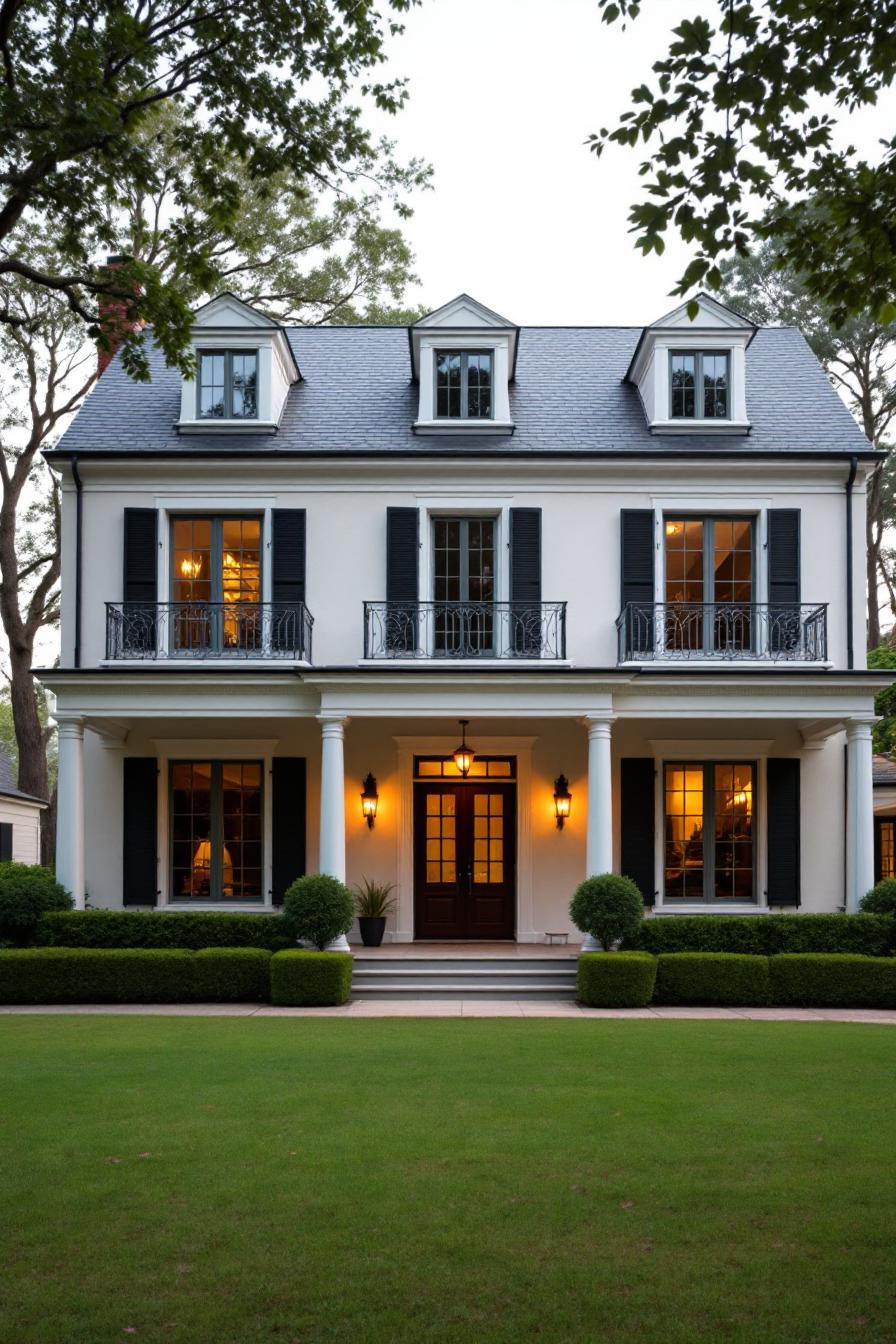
[
  {"x1": 171, "y1": 516, "x2": 262, "y2": 653},
  {"x1": 664, "y1": 516, "x2": 754, "y2": 652},
  {"x1": 669, "y1": 351, "x2": 729, "y2": 419},
  {"x1": 876, "y1": 818, "x2": 895, "y2": 882},
  {"x1": 435, "y1": 351, "x2": 493, "y2": 419},
  {"x1": 433, "y1": 517, "x2": 496, "y2": 655},
  {"x1": 425, "y1": 791, "x2": 456, "y2": 885},
  {"x1": 170, "y1": 761, "x2": 263, "y2": 901},
  {"x1": 198, "y1": 350, "x2": 258, "y2": 419},
  {"x1": 664, "y1": 762, "x2": 755, "y2": 902}
]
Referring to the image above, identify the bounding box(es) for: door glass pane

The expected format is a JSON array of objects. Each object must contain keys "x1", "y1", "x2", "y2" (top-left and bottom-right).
[
  {"x1": 473, "y1": 792, "x2": 504, "y2": 884},
  {"x1": 220, "y1": 761, "x2": 262, "y2": 900},
  {"x1": 714, "y1": 763, "x2": 754, "y2": 900},
  {"x1": 424, "y1": 792, "x2": 456, "y2": 884},
  {"x1": 664, "y1": 762, "x2": 704, "y2": 899},
  {"x1": 171, "y1": 762, "x2": 213, "y2": 899},
  {"x1": 221, "y1": 518, "x2": 262, "y2": 651},
  {"x1": 664, "y1": 519, "x2": 703, "y2": 650},
  {"x1": 880, "y1": 821, "x2": 896, "y2": 881},
  {"x1": 172, "y1": 518, "x2": 213, "y2": 652},
  {"x1": 433, "y1": 518, "x2": 495, "y2": 656},
  {"x1": 713, "y1": 519, "x2": 753, "y2": 651}
]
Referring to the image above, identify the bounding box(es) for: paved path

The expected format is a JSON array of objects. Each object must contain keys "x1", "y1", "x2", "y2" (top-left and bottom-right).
[{"x1": 1, "y1": 1002, "x2": 895, "y2": 1022}]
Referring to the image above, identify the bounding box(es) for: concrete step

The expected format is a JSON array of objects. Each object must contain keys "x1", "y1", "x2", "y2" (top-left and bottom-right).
[{"x1": 351, "y1": 955, "x2": 578, "y2": 1001}]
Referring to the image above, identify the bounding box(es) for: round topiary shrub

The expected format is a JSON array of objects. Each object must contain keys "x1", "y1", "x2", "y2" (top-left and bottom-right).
[
  {"x1": 0, "y1": 862, "x2": 73, "y2": 946},
  {"x1": 860, "y1": 878, "x2": 896, "y2": 916},
  {"x1": 281, "y1": 874, "x2": 355, "y2": 951},
  {"x1": 569, "y1": 873, "x2": 643, "y2": 951}
]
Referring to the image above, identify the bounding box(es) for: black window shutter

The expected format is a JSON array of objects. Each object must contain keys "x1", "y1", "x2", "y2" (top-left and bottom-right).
[
  {"x1": 122, "y1": 509, "x2": 158, "y2": 654},
  {"x1": 385, "y1": 507, "x2": 419, "y2": 653},
  {"x1": 272, "y1": 757, "x2": 306, "y2": 904},
  {"x1": 620, "y1": 510, "x2": 655, "y2": 654},
  {"x1": 620, "y1": 758, "x2": 656, "y2": 905},
  {"x1": 272, "y1": 510, "x2": 307, "y2": 656},
  {"x1": 123, "y1": 757, "x2": 158, "y2": 906},
  {"x1": 768, "y1": 510, "x2": 801, "y2": 605},
  {"x1": 766, "y1": 757, "x2": 800, "y2": 907},
  {"x1": 510, "y1": 508, "x2": 542, "y2": 654},
  {"x1": 0, "y1": 822, "x2": 12, "y2": 862}
]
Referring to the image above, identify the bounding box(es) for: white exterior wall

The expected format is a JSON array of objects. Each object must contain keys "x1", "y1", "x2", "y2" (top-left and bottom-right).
[{"x1": 0, "y1": 797, "x2": 44, "y2": 865}]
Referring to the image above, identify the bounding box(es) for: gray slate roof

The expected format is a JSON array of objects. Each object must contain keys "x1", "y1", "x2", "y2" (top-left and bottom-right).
[
  {"x1": 52, "y1": 324, "x2": 870, "y2": 457},
  {"x1": 873, "y1": 753, "x2": 896, "y2": 786},
  {"x1": 0, "y1": 749, "x2": 46, "y2": 805}
]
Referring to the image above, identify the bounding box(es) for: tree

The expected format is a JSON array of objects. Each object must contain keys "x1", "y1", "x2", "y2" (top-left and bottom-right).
[
  {"x1": 868, "y1": 645, "x2": 896, "y2": 754},
  {"x1": 0, "y1": 0, "x2": 418, "y2": 375},
  {"x1": 590, "y1": 1, "x2": 896, "y2": 324},
  {"x1": 719, "y1": 239, "x2": 896, "y2": 645}
]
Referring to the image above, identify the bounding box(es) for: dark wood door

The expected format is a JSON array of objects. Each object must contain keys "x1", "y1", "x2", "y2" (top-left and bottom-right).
[{"x1": 414, "y1": 782, "x2": 516, "y2": 939}]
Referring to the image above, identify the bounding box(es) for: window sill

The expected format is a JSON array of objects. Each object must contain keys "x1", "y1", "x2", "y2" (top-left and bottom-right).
[
  {"x1": 648, "y1": 419, "x2": 752, "y2": 436},
  {"x1": 650, "y1": 905, "x2": 766, "y2": 917},
  {"x1": 176, "y1": 419, "x2": 279, "y2": 435},
  {"x1": 412, "y1": 419, "x2": 515, "y2": 436}
]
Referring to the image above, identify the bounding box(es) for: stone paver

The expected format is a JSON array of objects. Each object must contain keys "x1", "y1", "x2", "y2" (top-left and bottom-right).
[{"x1": 1, "y1": 1002, "x2": 895, "y2": 1022}]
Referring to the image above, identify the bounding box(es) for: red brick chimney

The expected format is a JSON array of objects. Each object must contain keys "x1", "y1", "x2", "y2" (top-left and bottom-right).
[{"x1": 97, "y1": 255, "x2": 140, "y2": 376}]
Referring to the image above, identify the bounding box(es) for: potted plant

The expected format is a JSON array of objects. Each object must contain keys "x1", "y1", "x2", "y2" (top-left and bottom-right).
[{"x1": 353, "y1": 878, "x2": 396, "y2": 947}]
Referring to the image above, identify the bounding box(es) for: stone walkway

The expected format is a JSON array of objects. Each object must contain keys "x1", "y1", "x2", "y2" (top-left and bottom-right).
[{"x1": 1, "y1": 1002, "x2": 895, "y2": 1022}]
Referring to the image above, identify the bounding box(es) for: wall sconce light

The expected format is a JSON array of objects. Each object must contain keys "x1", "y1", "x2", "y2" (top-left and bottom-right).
[
  {"x1": 360, "y1": 773, "x2": 379, "y2": 828},
  {"x1": 553, "y1": 774, "x2": 572, "y2": 830},
  {"x1": 452, "y1": 719, "x2": 475, "y2": 777}
]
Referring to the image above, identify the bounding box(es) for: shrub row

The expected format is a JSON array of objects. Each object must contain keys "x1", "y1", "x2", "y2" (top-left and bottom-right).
[
  {"x1": 38, "y1": 909, "x2": 294, "y2": 951},
  {"x1": 628, "y1": 913, "x2": 894, "y2": 958},
  {"x1": 577, "y1": 952, "x2": 896, "y2": 1009},
  {"x1": 0, "y1": 946, "x2": 353, "y2": 1005}
]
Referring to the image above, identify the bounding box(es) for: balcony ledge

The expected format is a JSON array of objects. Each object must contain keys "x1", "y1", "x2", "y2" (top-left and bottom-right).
[
  {"x1": 617, "y1": 659, "x2": 833, "y2": 671},
  {"x1": 357, "y1": 658, "x2": 572, "y2": 669}
]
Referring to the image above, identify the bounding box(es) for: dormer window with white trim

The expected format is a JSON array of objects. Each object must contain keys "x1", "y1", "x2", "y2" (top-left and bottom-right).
[
  {"x1": 670, "y1": 350, "x2": 730, "y2": 420},
  {"x1": 435, "y1": 350, "x2": 493, "y2": 420},
  {"x1": 626, "y1": 293, "x2": 754, "y2": 435},
  {"x1": 198, "y1": 350, "x2": 258, "y2": 419},
  {"x1": 177, "y1": 292, "x2": 300, "y2": 436},
  {"x1": 410, "y1": 295, "x2": 517, "y2": 435}
]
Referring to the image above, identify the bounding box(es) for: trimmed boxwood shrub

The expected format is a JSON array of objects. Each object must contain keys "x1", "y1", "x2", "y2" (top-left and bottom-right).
[
  {"x1": 0, "y1": 863, "x2": 72, "y2": 945},
  {"x1": 569, "y1": 874, "x2": 644, "y2": 950},
  {"x1": 577, "y1": 952, "x2": 657, "y2": 1008},
  {"x1": 769, "y1": 954, "x2": 896, "y2": 1008},
  {"x1": 860, "y1": 879, "x2": 896, "y2": 917},
  {"x1": 270, "y1": 950, "x2": 352, "y2": 1006},
  {"x1": 282, "y1": 875, "x2": 354, "y2": 951},
  {"x1": 654, "y1": 952, "x2": 771, "y2": 1006},
  {"x1": 631, "y1": 913, "x2": 894, "y2": 958},
  {"x1": 0, "y1": 947, "x2": 195, "y2": 1003},
  {"x1": 38, "y1": 909, "x2": 293, "y2": 951},
  {"x1": 193, "y1": 948, "x2": 271, "y2": 1002}
]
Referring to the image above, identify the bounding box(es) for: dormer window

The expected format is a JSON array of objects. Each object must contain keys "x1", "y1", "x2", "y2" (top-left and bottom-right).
[
  {"x1": 435, "y1": 350, "x2": 493, "y2": 420},
  {"x1": 670, "y1": 351, "x2": 730, "y2": 420},
  {"x1": 198, "y1": 350, "x2": 258, "y2": 420}
]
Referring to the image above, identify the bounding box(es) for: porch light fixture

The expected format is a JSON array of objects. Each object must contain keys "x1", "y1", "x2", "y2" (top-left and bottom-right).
[
  {"x1": 452, "y1": 720, "x2": 474, "y2": 776},
  {"x1": 553, "y1": 775, "x2": 572, "y2": 829},
  {"x1": 360, "y1": 773, "x2": 379, "y2": 828}
]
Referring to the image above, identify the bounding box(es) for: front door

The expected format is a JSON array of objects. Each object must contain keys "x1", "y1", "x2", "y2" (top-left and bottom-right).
[{"x1": 414, "y1": 778, "x2": 516, "y2": 939}]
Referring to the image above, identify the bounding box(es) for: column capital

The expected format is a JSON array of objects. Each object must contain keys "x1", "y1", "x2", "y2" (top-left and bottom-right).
[
  {"x1": 582, "y1": 715, "x2": 616, "y2": 740},
  {"x1": 54, "y1": 716, "x2": 85, "y2": 740},
  {"x1": 845, "y1": 717, "x2": 877, "y2": 740},
  {"x1": 317, "y1": 714, "x2": 349, "y2": 738}
]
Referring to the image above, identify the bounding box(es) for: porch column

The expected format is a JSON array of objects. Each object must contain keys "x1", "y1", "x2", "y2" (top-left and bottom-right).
[
  {"x1": 846, "y1": 717, "x2": 875, "y2": 912},
  {"x1": 56, "y1": 717, "x2": 86, "y2": 908},
  {"x1": 318, "y1": 714, "x2": 350, "y2": 951},
  {"x1": 582, "y1": 716, "x2": 615, "y2": 950}
]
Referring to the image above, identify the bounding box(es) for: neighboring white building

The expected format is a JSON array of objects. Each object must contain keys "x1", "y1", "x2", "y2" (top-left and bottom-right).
[
  {"x1": 0, "y1": 751, "x2": 47, "y2": 867},
  {"x1": 37, "y1": 289, "x2": 892, "y2": 943}
]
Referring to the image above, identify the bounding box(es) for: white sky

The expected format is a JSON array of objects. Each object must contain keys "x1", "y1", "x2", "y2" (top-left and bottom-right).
[{"x1": 368, "y1": 0, "x2": 895, "y2": 326}]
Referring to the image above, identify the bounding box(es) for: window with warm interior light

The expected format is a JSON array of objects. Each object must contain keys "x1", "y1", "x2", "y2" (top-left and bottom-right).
[
  {"x1": 670, "y1": 351, "x2": 730, "y2": 419},
  {"x1": 171, "y1": 516, "x2": 261, "y2": 653},
  {"x1": 876, "y1": 818, "x2": 895, "y2": 882},
  {"x1": 664, "y1": 516, "x2": 754, "y2": 652},
  {"x1": 170, "y1": 761, "x2": 262, "y2": 901},
  {"x1": 664, "y1": 761, "x2": 755, "y2": 902}
]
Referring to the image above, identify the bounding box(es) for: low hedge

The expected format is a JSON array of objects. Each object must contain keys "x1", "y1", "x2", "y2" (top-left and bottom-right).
[
  {"x1": 0, "y1": 947, "x2": 274, "y2": 1003},
  {"x1": 577, "y1": 952, "x2": 657, "y2": 1007},
  {"x1": 270, "y1": 950, "x2": 352, "y2": 1006},
  {"x1": 631, "y1": 913, "x2": 894, "y2": 958},
  {"x1": 654, "y1": 952, "x2": 771, "y2": 1006},
  {"x1": 769, "y1": 954, "x2": 896, "y2": 1009},
  {"x1": 38, "y1": 909, "x2": 294, "y2": 952}
]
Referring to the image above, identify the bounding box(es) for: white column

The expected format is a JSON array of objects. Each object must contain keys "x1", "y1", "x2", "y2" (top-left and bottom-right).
[
  {"x1": 56, "y1": 717, "x2": 86, "y2": 908},
  {"x1": 318, "y1": 715, "x2": 350, "y2": 951},
  {"x1": 582, "y1": 716, "x2": 615, "y2": 950},
  {"x1": 846, "y1": 718, "x2": 875, "y2": 912}
]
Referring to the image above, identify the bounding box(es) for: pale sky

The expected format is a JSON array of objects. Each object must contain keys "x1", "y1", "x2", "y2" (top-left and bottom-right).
[{"x1": 367, "y1": 0, "x2": 895, "y2": 327}]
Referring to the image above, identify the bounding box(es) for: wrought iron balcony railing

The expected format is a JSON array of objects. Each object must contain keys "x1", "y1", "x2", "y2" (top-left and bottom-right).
[
  {"x1": 105, "y1": 601, "x2": 313, "y2": 661},
  {"x1": 616, "y1": 602, "x2": 828, "y2": 663},
  {"x1": 363, "y1": 601, "x2": 567, "y2": 660}
]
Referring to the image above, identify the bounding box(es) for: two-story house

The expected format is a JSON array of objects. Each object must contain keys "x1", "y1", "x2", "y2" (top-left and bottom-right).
[{"x1": 37, "y1": 290, "x2": 890, "y2": 946}]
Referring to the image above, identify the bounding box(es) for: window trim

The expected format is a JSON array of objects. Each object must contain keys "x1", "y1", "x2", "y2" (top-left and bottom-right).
[
  {"x1": 433, "y1": 349, "x2": 494, "y2": 421},
  {"x1": 662, "y1": 759, "x2": 758, "y2": 905},
  {"x1": 168, "y1": 759, "x2": 264, "y2": 904},
  {"x1": 669, "y1": 349, "x2": 731, "y2": 420},
  {"x1": 197, "y1": 348, "x2": 259, "y2": 420}
]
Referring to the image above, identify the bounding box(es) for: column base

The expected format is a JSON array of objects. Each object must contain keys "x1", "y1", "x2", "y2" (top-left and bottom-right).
[
  {"x1": 580, "y1": 935, "x2": 600, "y2": 952},
  {"x1": 298, "y1": 935, "x2": 352, "y2": 953}
]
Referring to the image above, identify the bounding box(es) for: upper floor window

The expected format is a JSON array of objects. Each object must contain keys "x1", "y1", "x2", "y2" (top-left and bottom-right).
[
  {"x1": 670, "y1": 351, "x2": 730, "y2": 420},
  {"x1": 435, "y1": 351, "x2": 492, "y2": 419},
  {"x1": 198, "y1": 350, "x2": 258, "y2": 419}
]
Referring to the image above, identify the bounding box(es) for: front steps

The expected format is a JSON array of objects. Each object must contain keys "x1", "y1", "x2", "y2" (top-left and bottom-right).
[{"x1": 352, "y1": 954, "x2": 578, "y2": 1001}]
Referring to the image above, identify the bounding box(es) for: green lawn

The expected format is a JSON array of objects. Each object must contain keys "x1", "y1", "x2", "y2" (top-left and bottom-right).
[{"x1": 1, "y1": 1019, "x2": 895, "y2": 1344}]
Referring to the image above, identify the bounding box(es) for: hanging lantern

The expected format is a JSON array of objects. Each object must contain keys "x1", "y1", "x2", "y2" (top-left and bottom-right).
[{"x1": 452, "y1": 720, "x2": 474, "y2": 776}]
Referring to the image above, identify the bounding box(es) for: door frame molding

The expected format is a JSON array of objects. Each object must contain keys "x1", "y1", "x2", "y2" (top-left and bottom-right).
[{"x1": 394, "y1": 735, "x2": 536, "y2": 943}]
